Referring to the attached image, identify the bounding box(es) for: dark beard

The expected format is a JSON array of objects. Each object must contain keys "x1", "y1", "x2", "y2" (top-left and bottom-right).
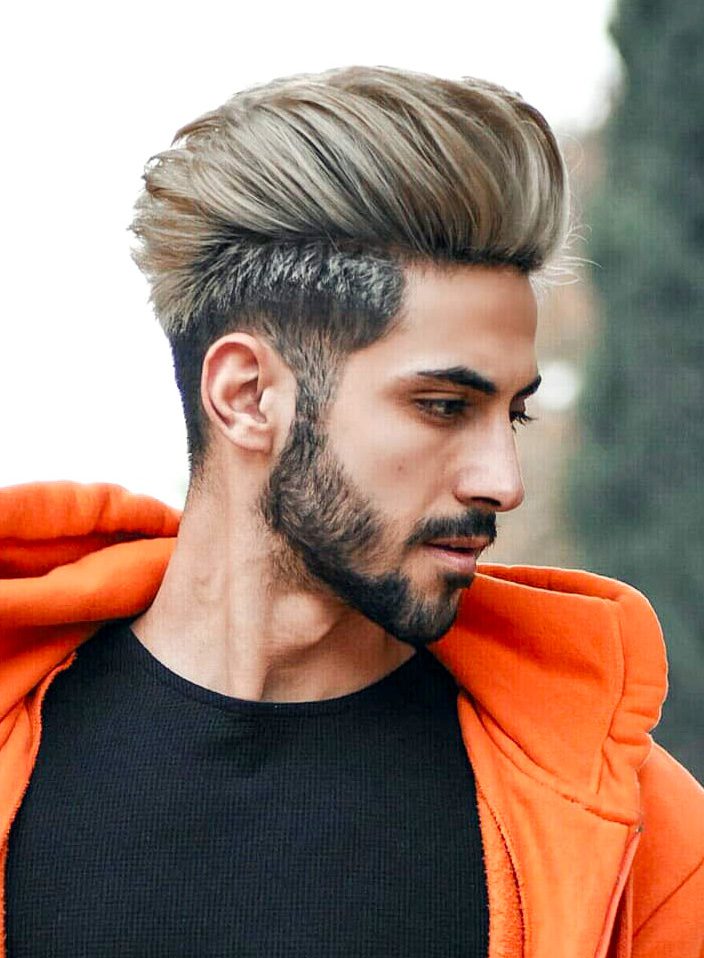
[{"x1": 257, "y1": 405, "x2": 495, "y2": 648}]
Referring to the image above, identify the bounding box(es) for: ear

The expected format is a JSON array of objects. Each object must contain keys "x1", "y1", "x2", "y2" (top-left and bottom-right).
[{"x1": 200, "y1": 333, "x2": 286, "y2": 455}]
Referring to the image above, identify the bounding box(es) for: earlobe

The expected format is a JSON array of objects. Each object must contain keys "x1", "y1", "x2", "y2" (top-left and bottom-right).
[{"x1": 200, "y1": 336, "x2": 276, "y2": 455}]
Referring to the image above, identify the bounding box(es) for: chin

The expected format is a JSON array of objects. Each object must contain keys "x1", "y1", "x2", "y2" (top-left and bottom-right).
[
  {"x1": 391, "y1": 590, "x2": 466, "y2": 649},
  {"x1": 416, "y1": 569, "x2": 472, "y2": 605},
  {"x1": 447, "y1": 572, "x2": 475, "y2": 590}
]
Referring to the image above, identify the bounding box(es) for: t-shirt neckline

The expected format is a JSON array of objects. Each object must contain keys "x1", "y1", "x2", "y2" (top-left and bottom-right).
[{"x1": 117, "y1": 620, "x2": 428, "y2": 718}]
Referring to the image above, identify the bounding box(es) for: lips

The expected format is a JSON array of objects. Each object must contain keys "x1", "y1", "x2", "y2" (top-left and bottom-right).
[
  {"x1": 426, "y1": 537, "x2": 490, "y2": 553},
  {"x1": 424, "y1": 543, "x2": 482, "y2": 576}
]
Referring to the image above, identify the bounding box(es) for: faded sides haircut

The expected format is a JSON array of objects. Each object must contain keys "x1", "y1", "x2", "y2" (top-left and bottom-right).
[{"x1": 130, "y1": 65, "x2": 570, "y2": 481}]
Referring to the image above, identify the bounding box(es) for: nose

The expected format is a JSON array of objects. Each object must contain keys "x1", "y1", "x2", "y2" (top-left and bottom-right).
[{"x1": 453, "y1": 422, "x2": 526, "y2": 514}]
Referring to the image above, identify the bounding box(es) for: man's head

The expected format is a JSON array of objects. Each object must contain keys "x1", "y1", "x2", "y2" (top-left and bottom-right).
[{"x1": 130, "y1": 65, "x2": 569, "y2": 645}]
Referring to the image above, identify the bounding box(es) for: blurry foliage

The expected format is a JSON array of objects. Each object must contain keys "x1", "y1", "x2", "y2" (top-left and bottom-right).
[{"x1": 566, "y1": 0, "x2": 704, "y2": 781}]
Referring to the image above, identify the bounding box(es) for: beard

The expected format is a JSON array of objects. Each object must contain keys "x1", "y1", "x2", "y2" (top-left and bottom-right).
[{"x1": 256, "y1": 402, "x2": 495, "y2": 648}]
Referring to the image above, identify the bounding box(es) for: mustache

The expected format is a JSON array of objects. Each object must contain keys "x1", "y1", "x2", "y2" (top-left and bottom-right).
[{"x1": 407, "y1": 511, "x2": 497, "y2": 547}]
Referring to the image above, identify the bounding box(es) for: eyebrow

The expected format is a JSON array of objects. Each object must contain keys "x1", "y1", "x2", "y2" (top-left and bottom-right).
[{"x1": 402, "y1": 366, "x2": 542, "y2": 400}]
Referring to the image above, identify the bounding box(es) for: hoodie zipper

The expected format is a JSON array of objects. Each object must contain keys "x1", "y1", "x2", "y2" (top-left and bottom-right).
[{"x1": 594, "y1": 823, "x2": 643, "y2": 958}]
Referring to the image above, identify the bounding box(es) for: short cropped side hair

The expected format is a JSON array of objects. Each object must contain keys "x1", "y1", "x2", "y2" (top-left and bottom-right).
[{"x1": 131, "y1": 65, "x2": 570, "y2": 478}]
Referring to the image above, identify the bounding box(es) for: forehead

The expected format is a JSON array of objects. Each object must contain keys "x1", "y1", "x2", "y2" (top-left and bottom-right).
[{"x1": 359, "y1": 264, "x2": 539, "y2": 388}]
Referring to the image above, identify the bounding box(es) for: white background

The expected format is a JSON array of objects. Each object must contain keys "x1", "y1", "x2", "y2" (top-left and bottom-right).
[{"x1": 1, "y1": 0, "x2": 619, "y2": 507}]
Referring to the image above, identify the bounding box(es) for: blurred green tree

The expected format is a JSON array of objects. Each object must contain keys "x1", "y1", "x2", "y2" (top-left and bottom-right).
[{"x1": 566, "y1": 0, "x2": 704, "y2": 781}]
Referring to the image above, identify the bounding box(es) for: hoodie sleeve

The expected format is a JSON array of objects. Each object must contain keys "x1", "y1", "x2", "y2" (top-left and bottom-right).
[
  {"x1": 632, "y1": 858, "x2": 704, "y2": 956},
  {"x1": 631, "y1": 744, "x2": 704, "y2": 956}
]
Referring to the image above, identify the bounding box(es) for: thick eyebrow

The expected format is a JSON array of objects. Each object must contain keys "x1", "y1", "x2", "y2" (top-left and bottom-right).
[{"x1": 402, "y1": 366, "x2": 542, "y2": 400}]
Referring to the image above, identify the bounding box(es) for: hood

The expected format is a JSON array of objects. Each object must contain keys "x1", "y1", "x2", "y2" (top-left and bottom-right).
[{"x1": 1, "y1": 480, "x2": 667, "y2": 819}]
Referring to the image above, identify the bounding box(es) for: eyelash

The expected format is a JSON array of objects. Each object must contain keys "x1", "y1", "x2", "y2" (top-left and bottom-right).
[{"x1": 415, "y1": 399, "x2": 537, "y2": 432}]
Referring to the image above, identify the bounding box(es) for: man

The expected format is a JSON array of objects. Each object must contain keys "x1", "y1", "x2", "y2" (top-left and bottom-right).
[{"x1": 0, "y1": 66, "x2": 702, "y2": 957}]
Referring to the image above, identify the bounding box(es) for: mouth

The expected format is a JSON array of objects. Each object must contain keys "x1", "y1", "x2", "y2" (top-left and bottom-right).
[{"x1": 423, "y1": 540, "x2": 486, "y2": 576}]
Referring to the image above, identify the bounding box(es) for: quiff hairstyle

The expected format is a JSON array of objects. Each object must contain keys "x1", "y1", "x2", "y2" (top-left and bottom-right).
[{"x1": 131, "y1": 65, "x2": 570, "y2": 480}]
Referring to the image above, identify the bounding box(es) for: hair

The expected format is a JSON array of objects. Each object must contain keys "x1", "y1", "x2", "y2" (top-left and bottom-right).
[{"x1": 130, "y1": 64, "x2": 571, "y2": 481}]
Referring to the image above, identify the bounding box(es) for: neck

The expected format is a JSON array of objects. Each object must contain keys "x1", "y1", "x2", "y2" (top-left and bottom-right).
[{"x1": 130, "y1": 489, "x2": 415, "y2": 703}]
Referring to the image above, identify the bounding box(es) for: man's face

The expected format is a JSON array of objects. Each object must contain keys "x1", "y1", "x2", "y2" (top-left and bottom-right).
[{"x1": 259, "y1": 265, "x2": 540, "y2": 648}]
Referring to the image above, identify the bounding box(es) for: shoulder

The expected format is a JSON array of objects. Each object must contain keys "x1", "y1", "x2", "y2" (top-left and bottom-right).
[{"x1": 631, "y1": 742, "x2": 704, "y2": 953}]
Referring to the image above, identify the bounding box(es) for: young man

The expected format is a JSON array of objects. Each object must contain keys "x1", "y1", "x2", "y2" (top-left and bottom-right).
[{"x1": 1, "y1": 66, "x2": 702, "y2": 957}]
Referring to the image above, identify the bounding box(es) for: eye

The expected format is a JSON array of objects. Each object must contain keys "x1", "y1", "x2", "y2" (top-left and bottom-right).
[
  {"x1": 415, "y1": 399, "x2": 538, "y2": 430},
  {"x1": 510, "y1": 410, "x2": 537, "y2": 432},
  {"x1": 415, "y1": 398, "x2": 468, "y2": 421}
]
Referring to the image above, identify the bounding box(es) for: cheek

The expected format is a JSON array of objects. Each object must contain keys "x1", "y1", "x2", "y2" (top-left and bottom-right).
[{"x1": 340, "y1": 412, "x2": 448, "y2": 508}]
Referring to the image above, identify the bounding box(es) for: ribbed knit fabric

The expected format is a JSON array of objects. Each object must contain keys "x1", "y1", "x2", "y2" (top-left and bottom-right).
[{"x1": 6, "y1": 620, "x2": 488, "y2": 958}]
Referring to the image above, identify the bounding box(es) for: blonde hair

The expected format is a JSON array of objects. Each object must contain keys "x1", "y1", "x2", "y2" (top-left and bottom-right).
[{"x1": 131, "y1": 65, "x2": 570, "y2": 474}]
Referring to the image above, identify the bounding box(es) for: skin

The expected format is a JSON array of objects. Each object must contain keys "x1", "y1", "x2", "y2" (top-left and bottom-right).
[{"x1": 132, "y1": 264, "x2": 540, "y2": 702}]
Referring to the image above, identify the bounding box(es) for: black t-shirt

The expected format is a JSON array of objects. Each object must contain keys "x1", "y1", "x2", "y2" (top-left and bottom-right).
[{"x1": 7, "y1": 620, "x2": 489, "y2": 957}]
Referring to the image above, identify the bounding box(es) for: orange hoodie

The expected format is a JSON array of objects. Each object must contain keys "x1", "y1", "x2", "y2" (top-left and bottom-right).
[{"x1": 1, "y1": 481, "x2": 702, "y2": 958}]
